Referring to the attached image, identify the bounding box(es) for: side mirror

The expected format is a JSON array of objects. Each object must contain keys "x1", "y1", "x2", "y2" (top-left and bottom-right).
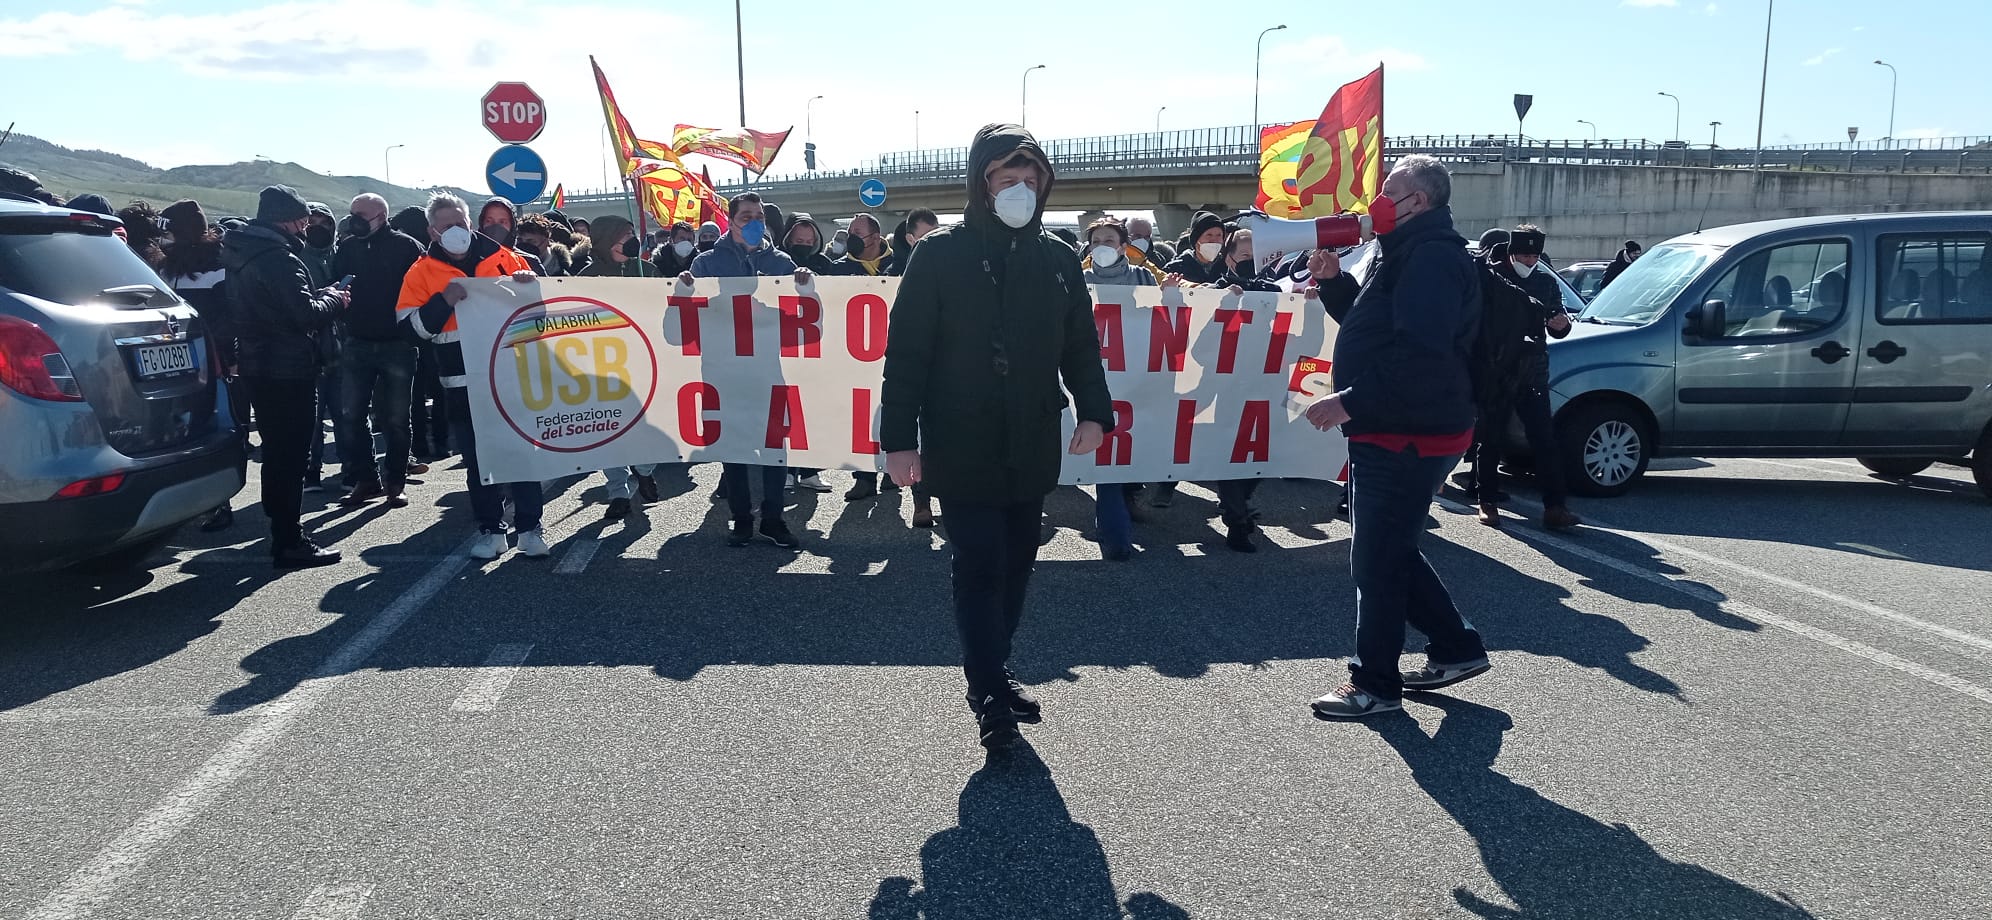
[{"x1": 1686, "y1": 299, "x2": 1727, "y2": 340}]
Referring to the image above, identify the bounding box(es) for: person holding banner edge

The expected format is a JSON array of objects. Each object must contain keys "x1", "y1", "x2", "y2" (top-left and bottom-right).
[{"x1": 880, "y1": 123, "x2": 1114, "y2": 749}]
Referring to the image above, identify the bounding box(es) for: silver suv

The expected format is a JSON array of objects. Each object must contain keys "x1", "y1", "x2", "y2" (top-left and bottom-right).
[{"x1": 0, "y1": 199, "x2": 243, "y2": 573}]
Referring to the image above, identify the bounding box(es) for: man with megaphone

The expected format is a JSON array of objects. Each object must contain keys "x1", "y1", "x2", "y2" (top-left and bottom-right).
[{"x1": 1261, "y1": 155, "x2": 1495, "y2": 720}]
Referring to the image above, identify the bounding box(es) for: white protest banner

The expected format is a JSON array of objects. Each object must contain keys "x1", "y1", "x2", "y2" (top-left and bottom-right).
[{"x1": 451, "y1": 276, "x2": 1347, "y2": 486}]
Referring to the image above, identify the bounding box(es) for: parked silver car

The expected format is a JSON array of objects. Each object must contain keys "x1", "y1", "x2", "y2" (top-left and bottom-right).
[
  {"x1": 1547, "y1": 211, "x2": 1992, "y2": 498},
  {"x1": 0, "y1": 199, "x2": 243, "y2": 573}
]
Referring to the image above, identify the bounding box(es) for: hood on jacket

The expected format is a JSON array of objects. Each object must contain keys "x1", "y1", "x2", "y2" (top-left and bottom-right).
[
  {"x1": 783, "y1": 214, "x2": 827, "y2": 257},
  {"x1": 964, "y1": 123, "x2": 1053, "y2": 233},
  {"x1": 590, "y1": 214, "x2": 635, "y2": 251},
  {"x1": 219, "y1": 220, "x2": 298, "y2": 271},
  {"x1": 390, "y1": 206, "x2": 428, "y2": 241}
]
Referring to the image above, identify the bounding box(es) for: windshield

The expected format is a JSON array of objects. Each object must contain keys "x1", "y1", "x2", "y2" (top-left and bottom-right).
[
  {"x1": 1580, "y1": 244, "x2": 1721, "y2": 326},
  {"x1": 0, "y1": 220, "x2": 175, "y2": 307}
]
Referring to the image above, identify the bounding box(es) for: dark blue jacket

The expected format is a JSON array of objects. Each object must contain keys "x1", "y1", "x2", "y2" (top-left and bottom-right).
[
  {"x1": 689, "y1": 234, "x2": 798, "y2": 279},
  {"x1": 1315, "y1": 205, "x2": 1480, "y2": 437}
]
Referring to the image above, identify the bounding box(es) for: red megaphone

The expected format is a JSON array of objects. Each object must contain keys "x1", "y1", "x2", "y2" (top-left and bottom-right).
[{"x1": 1234, "y1": 195, "x2": 1397, "y2": 253}]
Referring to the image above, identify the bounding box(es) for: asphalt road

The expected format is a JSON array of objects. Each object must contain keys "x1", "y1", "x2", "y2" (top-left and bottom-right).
[{"x1": 5, "y1": 444, "x2": 1990, "y2": 919}]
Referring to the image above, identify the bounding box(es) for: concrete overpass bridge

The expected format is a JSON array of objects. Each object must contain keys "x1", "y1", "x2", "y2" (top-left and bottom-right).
[{"x1": 559, "y1": 124, "x2": 1992, "y2": 261}]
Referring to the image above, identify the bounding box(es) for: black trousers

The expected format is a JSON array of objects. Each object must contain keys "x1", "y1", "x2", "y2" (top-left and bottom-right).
[
  {"x1": 942, "y1": 498, "x2": 1045, "y2": 699},
  {"x1": 243, "y1": 376, "x2": 317, "y2": 550},
  {"x1": 410, "y1": 343, "x2": 450, "y2": 455}
]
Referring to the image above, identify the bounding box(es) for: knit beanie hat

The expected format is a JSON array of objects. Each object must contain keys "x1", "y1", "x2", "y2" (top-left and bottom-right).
[{"x1": 256, "y1": 185, "x2": 310, "y2": 223}]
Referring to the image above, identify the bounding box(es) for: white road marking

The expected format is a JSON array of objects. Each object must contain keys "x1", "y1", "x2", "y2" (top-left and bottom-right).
[
  {"x1": 552, "y1": 537, "x2": 600, "y2": 574},
  {"x1": 291, "y1": 882, "x2": 374, "y2": 920},
  {"x1": 1439, "y1": 499, "x2": 1992, "y2": 707},
  {"x1": 28, "y1": 539, "x2": 474, "y2": 920},
  {"x1": 1494, "y1": 495, "x2": 1992, "y2": 657},
  {"x1": 450, "y1": 643, "x2": 536, "y2": 713}
]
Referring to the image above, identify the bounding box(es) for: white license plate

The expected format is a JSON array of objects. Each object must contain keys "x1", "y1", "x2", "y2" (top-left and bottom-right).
[{"x1": 136, "y1": 342, "x2": 194, "y2": 378}]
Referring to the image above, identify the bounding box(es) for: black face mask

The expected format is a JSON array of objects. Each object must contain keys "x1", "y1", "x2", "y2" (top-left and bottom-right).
[
  {"x1": 786, "y1": 243, "x2": 816, "y2": 260},
  {"x1": 517, "y1": 238, "x2": 545, "y2": 255},
  {"x1": 481, "y1": 223, "x2": 514, "y2": 247},
  {"x1": 340, "y1": 214, "x2": 373, "y2": 239},
  {"x1": 698, "y1": 239, "x2": 716, "y2": 252},
  {"x1": 305, "y1": 223, "x2": 334, "y2": 249},
  {"x1": 619, "y1": 236, "x2": 641, "y2": 259}
]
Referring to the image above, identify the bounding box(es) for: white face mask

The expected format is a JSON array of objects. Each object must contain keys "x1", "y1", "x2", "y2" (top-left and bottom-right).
[
  {"x1": 1511, "y1": 258, "x2": 1535, "y2": 277},
  {"x1": 1090, "y1": 244, "x2": 1121, "y2": 268},
  {"x1": 438, "y1": 225, "x2": 473, "y2": 255},
  {"x1": 1197, "y1": 241, "x2": 1222, "y2": 262},
  {"x1": 828, "y1": 241, "x2": 847, "y2": 257},
  {"x1": 1131, "y1": 237, "x2": 1150, "y2": 253},
  {"x1": 992, "y1": 183, "x2": 1037, "y2": 229},
  {"x1": 672, "y1": 240, "x2": 694, "y2": 257}
]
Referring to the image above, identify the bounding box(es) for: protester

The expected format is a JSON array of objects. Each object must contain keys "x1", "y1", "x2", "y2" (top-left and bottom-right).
[
  {"x1": 477, "y1": 198, "x2": 547, "y2": 276},
  {"x1": 571, "y1": 217, "x2": 592, "y2": 238},
  {"x1": 398, "y1": 193, "x2": 549, "y2": 561},
  {"x1": 683, "y1": 192, "x2": 814, "y2": 549},
  {"x1": 1599, "y1": 239, "x2": 1642, "y2": 290},
  {"x1": 1080, "y1": 216, "x2": 1161, "y2": 561},
  {"x1": 221, "y1": 185, "x2": 349, "y2": 569},
  {"x1": 1161, "y1": 210, "x2": 1229, "y2": 286},
  {"x1": 1303, "y1": 155, "x2": 1491, "y2": 719},
  {"x1": 781, "y1": 213, "x2": 838, "y2": 274},
  {"x1": 1126, "y1": 216, "x2": 1173, "y2": 267},
  {"x1": 696, "y1": 220, "x2": 722, "y2": 253},
  {"x1": 116, "y1": 200, "x2": 166, "y2": 270},
  {"x1": 568, "y1": 213, "x2": 663, "y2": 520},
  {"x1": 1201, "y1": 226, "x2": 1282, "y2": 553},
  {"x1": 515, "y1": 213, "x2": 571, "y2": 276},
  {"x1": 832, "y1": 213, "x2": 891, "y2": 276},
  {"x1": 389, "y1": 206, "x2": 449, "y2": 461},
  {"x1": 650, "y1": 220, "x2": 697, "y2": 277},
  {"x1": 66, "y1": 193, "x2": 115, "y2": 218},
  {"x1": 884, "y1": 208, "x2": 940, "y2": 276},
  {"x1": 0, "y1": 166, "x2": 61, "y2": 205},
  {"x1": 880, "y1": 123, "x2": 1114, "y2": 748},
  {"x1": 1472, "y1": 227, "x2": 1580, "y2": 530},
  {"x1": 329, "y1": 193, "x2": 425, "y2": 509},
  {"x1": 159, "y1": 198, "x2": 241, "y2": 533}
]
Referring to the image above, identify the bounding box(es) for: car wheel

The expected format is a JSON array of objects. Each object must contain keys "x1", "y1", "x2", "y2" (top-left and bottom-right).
[
  {"x1": 1559, "y1": 402, "x2": 1651, "y2": 498},
  {"x1": 69, "y1": 529, "x2": 177, "y2": 574},
  {"x1": 1857, "y1": 457, "x2": 1935, "y2": 478}
]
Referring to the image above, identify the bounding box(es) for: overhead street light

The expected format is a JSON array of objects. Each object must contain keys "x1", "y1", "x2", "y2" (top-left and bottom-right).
[
  {"x1": 384, "y1": 144, "x2": 404, "y2": 185},
  {"x1": 1577, "y1": 119, "x2": 1597, "y2": 139},
  {"x1": 1253, "y1": 24, "x2": 1288, "y2": 133},
  {"x1": 1874, "y1": 59, "x2": 1898, "y2": 144},
  {"x1": 1021, "y1": 64, "x2": 1046, "y2": 128},
  {"x1": 1156, "y1": 105, "x2": 1167, "y2": 134},
  {"x1": 1657, "y1": 92, "x2": 1681, "y2": 142}
]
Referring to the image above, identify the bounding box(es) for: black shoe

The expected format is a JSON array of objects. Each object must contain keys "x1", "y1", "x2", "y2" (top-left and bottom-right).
[
  {"x1": 882, "y1": 478, "x2": 902, "y2": 492},
  {"x1": 635, "y1": 472, "x2": 659, "y2": 503},
  {"x1": 1104, "y1": 543, "x2": 1133, "y2": 562},
  {"x1": 975, "y1": 696, "x2": 1021, "y2": 749},
  {"x1": 272, "y1": 540, "x2": 341, "y2": 570},
  {"x1": 1401, "y1": 657, "x2": 1492, "y2": 692},
  {"x1": 604, "y1": 497, "x2": 632, "y2": 521},
  {"x1": 199, "y1": 505, "x2": 234, "y2": 533},
  {"x1": 1150, "y1": 486, "x2": 1175, "y2": 509},
  {"x1": 844, "y1": 479, "x2": 879, "y2": 502},
  {"x1": 1226, "y1": 524, "x2": 1259, "y2": 553},
  {"x1": 727, "y1": 519, "x2": 754, "y2": 547},
  {"x1": 341, "y1": 481, "x2": 385, "y2": 506},
  {"x1": 759, "y1": 519, "x2": 800, "y2": 549},
  {"x1": 710, "y1": 485, "x2": 728, "y2": 503},
  {"x1": 301, "y1": 476, "x2": 325, "y2": 494},
  {"x1": 967, "y1": 679, "x2": 1043, "y2": 724}
]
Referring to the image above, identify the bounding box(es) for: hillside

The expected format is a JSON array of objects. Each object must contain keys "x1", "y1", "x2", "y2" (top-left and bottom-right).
[{"x1": 0, "y1": 132, "x2": 483, "y2": 216}]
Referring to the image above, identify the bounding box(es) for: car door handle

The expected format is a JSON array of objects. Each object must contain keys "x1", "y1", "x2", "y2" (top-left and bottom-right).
[
  {"x1": 1810, "y1": 341, "x2": 1851, "y2": 364},
  {"x1": 1866, "y1": 340, "x2": 1908, "y2": 364}
]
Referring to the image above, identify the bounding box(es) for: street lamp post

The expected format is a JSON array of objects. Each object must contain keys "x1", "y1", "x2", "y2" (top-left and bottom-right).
[
  {"x1": 1155, "y1": 106, "x2": 1167, "y2": 134},
  {"x1": 913, "y1": 110, "x2": 920, "y2": 151},
  {"x1": 1754, "y1": 0, "x2": 1774, "y2": 164},
  {"x1": 1253, "y1": 24, "x2": 1288, "y2": 133},
  {"x1": 733, "y1": 0, "x2": 748, "y2": 185},
  {"x1": 1021, "y1": 64, "x2": 1046, "y2": 127},
  {"x1": 1657, "y1": 92, "x2": 1681, "y2": 142},
  {"x1": 805, "y1": 94, "x2": 824, "y2": 174},
  {"x1": 383, "y1": 144, "x2": 404, "y2": 186},
  {"x1": 1874, "y1": 59, "x2": 1898, "y2": 145},
  {"x1": 1709, "y1": 120, "x2": 1723, "y2": 166},
  {"x1": 1578, "y1": 119, "x2": 1597, "y2": 139}
]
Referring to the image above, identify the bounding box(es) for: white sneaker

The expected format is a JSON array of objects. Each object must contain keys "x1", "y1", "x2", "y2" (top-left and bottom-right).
[
  {"x1": 797, "y1": 473, "x2": 831, "y2": 493},
  {"x1": 470, "y1": 532, "x2": 508, "y2": 560},
  {"x1": 516, "y1": 529, "x2": 551, "y2": 558}
]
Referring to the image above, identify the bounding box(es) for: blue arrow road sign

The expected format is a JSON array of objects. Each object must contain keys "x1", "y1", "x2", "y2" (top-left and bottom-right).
[
  {"x1": 859, "y1": 178, "x2": 887, "y2": 208},
  {"x1": 486, "y1": 144, "x2": 548, "y2": 206}
]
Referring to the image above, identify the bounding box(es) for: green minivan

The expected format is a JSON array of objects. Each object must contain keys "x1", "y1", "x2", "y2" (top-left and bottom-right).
[{"x1": 1544, "y1": 211, "x2": 1992, "y2": 498}]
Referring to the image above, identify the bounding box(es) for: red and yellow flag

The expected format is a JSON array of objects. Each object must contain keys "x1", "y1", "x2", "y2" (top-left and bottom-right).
[
  {"x1": 633, "y1": 164, "x2": 728, "y2": 233},
  {"x1": 668, "y1": 125, "x2": 792, "y2": 175},
  {"x1": 1294, "y1": 65, "x2": 1385, "y2": 217},
  {"x1": 1256, "y1": 121, "x2": 1315, "y2": 218}
]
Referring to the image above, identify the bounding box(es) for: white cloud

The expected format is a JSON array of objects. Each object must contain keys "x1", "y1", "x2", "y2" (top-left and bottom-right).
[
  {"x1": 1623, "y1": 0, "x2": 1679, "y2": 7},
  {"x1": 1704, "y1": 2, "x2": 1720, "y2": 15},
  {"x1": 1853, "y1": 25, "x2": 1867, "y2": 32},
  {"x1": 1803, "y1": 48, "x2": 1844, "y2": 66}
]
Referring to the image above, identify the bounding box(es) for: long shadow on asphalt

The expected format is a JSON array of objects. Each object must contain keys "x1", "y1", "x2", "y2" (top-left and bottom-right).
[
  {"x1": 868, "y1": 741, "x2": 1190, "y2": 920},
  {"x1": 1374, "y1": 694, "x2": 1819, "y2": 919}
]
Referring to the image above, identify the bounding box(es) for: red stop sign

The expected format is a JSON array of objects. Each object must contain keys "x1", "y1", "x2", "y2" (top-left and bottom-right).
[{"x1": 481, "y1": 82, "x2": 546, "y2": 144}]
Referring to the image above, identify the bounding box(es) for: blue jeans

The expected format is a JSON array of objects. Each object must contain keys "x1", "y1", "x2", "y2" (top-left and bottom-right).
[
  {"x1": 604, "y1": 464, "x2": 659, "y2": 501},
  {"x1": 1347, "y1": 440, "x2": 1485, "y2": 700},
  {"x1": 339, "y1": 338, "x2": 418, "y2": 491},
  {"x1": 1095, "y1": 484, "x2": 1132, "y2": 551},
  {"x1": 722, "y1": 463, "x2": 787, "y2": 523},
  {"x1": 447, "y1": 389, "x2": 542, "y2": 535},
  {"x1": 306, "y1": 365, "x2": 345, "y2": 482}
]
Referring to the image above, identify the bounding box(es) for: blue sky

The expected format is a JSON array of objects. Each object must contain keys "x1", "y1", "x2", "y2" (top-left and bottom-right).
[{"x1": 1, "y1": 0, "x2": 1985, "y2": 197}]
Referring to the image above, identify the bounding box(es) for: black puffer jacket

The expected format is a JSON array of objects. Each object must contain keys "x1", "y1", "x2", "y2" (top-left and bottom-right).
[
  {"x1": 780, "y1": 214, "x2": 839, "y2": 274},
  {"x1": 329, "y1": 227, "x2": 423, "y2": 342},
  {"x1": 880, "y1": 123, "x2": 1114, "y2": 505},
  {"x1": 221, "y1": 220, "x2": 342, "y2": 379}
]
